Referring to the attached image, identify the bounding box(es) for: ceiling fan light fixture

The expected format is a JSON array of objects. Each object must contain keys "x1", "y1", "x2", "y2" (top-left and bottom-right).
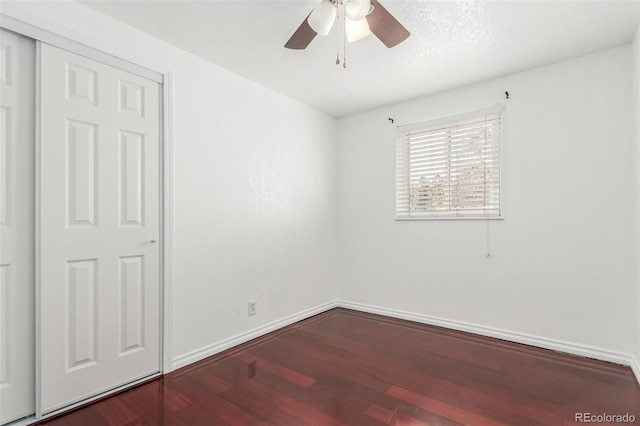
[
  {"x1": 345, "y1": 16, "x2": 371, "y2": 42},
  {"x1": 345, "y1": 0, "x2": 372, "y2": 20},
  {"x1": 307, "y1": 0, "x2": 338, "y2": 36},
  {"x1": 284, "y1": 0, "x2": 409, "y2": 52}
]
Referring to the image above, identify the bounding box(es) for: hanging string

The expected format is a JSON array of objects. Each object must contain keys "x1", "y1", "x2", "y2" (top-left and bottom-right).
[
  {"x1": 486, "y1": 219, "x2": 491, "y2": 258},
  {"x1": 343, "y1": 9, "x2": 347, "y2": 68},
  {"x1": 485, "y1": 96, "x2": 508, "y2": 259},
  {"x1": 484, "y1": 115, "x2": 491, "y2": 259},
  {"x1": 335, "y1": 4, "x2": 341, "y2": 65}
]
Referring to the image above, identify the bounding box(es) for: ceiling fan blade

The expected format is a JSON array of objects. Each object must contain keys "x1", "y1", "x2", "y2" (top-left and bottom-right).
[
  {"x1": 367, "y1": 0, "x2": 410, "y2": 48},
  {"x1": 285, "y1": 15, "x2": 317, "y2": 50}
]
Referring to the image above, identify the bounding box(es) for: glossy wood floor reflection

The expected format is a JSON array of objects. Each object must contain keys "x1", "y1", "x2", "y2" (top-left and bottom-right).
[{"x1": 41, "y1": 308, "x2": 640, "y2": 426}]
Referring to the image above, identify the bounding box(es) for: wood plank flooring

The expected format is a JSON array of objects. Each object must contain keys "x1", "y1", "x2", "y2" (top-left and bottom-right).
[{"x1": 40, "y1": 308, "x2": 640, "y2": 425}]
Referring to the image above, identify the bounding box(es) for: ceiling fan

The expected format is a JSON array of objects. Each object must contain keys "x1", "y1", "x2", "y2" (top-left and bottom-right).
[{"x1": 285, "y1": 0, "x2": 410, "y2": 50}]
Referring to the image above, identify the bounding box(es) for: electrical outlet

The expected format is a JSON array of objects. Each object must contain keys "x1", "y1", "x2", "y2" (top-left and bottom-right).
[{"x1": 248, "y1": 300, "x2": 257, "y2": 316}]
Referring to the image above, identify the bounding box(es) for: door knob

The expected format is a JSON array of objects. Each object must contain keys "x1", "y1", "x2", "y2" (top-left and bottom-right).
[{"x1": 148, "y1": 240, "x2": 157, "y2": 244}]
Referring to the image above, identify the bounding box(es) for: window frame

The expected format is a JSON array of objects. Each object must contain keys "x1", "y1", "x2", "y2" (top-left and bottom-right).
[{"x1": 395, "y1": 104, "x2": 504, "y2": 221}]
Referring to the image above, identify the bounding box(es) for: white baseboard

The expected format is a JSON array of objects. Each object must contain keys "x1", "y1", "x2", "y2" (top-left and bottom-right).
[
  {"x1": 172, "y1": 300, "x2": 338, "y2": 371},
  {"x1": 337, "y1": 300, "x2": 639, "y2": 380},
  {"x1": 172, "y1": 299, "x2": 640, "y2": 387},
  {"x1": 630, "y1": 355, "x2": 640, "y2": 385}
]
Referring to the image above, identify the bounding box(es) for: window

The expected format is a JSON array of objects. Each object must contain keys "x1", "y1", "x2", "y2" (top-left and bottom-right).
[{"x1": 396, "y1": 105, "x2": 503, "y2": 219}]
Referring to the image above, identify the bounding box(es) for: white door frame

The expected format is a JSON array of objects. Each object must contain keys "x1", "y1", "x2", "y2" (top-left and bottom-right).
[{"x1": 0, "y1": 12, "x2": 174, "y2": 423}]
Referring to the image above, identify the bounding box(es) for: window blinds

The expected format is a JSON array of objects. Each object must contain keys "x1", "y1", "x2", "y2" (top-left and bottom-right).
[{"x1": 396, "y1": 106, "x2": 503, "y2": 219}]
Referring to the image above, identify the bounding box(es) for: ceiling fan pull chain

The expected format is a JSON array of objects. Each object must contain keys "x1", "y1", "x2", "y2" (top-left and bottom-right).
[
  {"x1": 335, "y1": 6, "x2": 341, "y2": 65},
  {"x1": 343, "y1": 41, "x2": 347, "y2": 68},
  {"x1": 343, "y1": 11, "x2": 347, "y2": 68}
]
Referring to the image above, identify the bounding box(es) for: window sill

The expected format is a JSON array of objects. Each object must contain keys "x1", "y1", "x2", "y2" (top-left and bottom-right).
[{"x1": 395, "y1": 215, "x2": 504, "y2": 221}]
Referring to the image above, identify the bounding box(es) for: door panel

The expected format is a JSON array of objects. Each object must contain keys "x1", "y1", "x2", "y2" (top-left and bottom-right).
[
  {"x1": 0, "y1": 29, "x2": 35, "y2": 425},
  {"x1": 40, "y1": 43, "x2": 161, "y2": 414}
]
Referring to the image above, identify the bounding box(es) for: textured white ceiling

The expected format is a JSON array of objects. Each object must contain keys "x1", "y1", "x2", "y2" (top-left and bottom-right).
[{"x1": 79, "y1": 0, "x2": 640, "y2": 118}]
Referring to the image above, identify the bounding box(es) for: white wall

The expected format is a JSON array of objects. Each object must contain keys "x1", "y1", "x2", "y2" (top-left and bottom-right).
[
  {"x1": 171, "y1": 61, "x2": 339, "y2": 363},
  {"x1": 2, "y1": 1, "x2": 339, "y2": 369},
  {"x1": 338, "y1": 46, "x2": 635, "y2": 356}
]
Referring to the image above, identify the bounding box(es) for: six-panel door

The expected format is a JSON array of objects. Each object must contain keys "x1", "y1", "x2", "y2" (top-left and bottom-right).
[{"x1": 39, "y1": 43, "x2": 161, "y2": 414}]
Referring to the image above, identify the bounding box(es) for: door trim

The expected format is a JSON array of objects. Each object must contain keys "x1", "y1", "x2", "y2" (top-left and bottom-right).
[
  {"x1": 34, "y1": 39, "x2": 42, "y2": 422},
  {"x1": 0, "y1": 12, "x2": 174, "y2": 423},
  {"x1": 161, "y1": 72, "x2": 174, "y2": 376}
]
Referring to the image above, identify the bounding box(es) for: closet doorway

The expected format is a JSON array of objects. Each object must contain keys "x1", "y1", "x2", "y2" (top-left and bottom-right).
[{"x1": 0, "y1": 27, "x2": 166, "y2": 423}]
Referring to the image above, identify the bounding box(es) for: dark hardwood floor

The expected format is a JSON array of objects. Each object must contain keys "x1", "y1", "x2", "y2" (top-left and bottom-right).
[{"x1": 41, "y1": 308, "x2": 640, "y2": 425}]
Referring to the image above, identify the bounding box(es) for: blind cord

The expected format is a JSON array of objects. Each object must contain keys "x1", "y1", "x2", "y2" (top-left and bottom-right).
[{"x1": 486, "y1": 219, "x2": 491, "y2": 259}]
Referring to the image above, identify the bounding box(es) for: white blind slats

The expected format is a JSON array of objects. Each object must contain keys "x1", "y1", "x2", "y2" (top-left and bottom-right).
[
  {"x1": 409, "y1": 147, "x2": 500, "y2": 158},
  {"x1": 406, "y1": 131, "x2": 500, "y2": 147},
  {"x1": 396, "y1": 109, "x2": 502, "y2": 219},
  {"x1": 408, "y1": 157, "x2": 500, "y2": 170}
]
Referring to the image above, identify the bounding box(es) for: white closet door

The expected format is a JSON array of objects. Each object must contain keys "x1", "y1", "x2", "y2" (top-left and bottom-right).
[
  {"x1": 39, "y1": 43, "x2": 161, "y2": 414},
  {"x1": 0, "y1": 29, "x2": 35, "y2": 425}
]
